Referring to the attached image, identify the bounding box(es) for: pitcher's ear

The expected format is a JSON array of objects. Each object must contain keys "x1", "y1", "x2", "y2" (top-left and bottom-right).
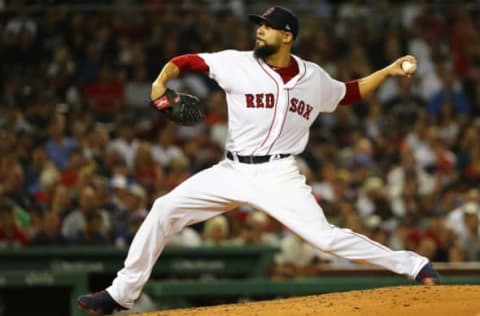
[{"x1": 283, "y1": 31, "x2": 293, "y2": 44}]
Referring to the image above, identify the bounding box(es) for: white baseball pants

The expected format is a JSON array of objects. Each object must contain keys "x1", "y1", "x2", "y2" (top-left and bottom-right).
[{"x1": 107, "y1": 156, "x2": 428, "y2": 308}]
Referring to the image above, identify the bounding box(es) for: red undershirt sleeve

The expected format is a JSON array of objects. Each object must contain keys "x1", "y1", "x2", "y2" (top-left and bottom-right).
[
  {"x1": 170, "y1": 54, "x2": 209, "y2": 76},
  {"x1": 339, "y1": 80, "x2": 361, "y2": 105}
]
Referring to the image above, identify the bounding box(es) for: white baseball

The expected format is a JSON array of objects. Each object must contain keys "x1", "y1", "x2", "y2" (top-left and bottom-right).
[{"x1": 401, "y1": 61, "x2": 416, "y2": 74}]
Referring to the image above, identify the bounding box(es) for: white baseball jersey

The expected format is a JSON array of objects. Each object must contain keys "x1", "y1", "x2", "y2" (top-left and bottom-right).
[
  {"x1": 199, "y1": 50, "x2": 345, "y2": 156},
  {"x1": 107, "y1": 50, "x2": 429, "y2": 308}
]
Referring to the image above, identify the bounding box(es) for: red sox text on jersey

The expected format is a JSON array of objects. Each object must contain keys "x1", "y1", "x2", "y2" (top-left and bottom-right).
[{"x1": 245, "y1": 93, "x2": 313, "y2": 120}]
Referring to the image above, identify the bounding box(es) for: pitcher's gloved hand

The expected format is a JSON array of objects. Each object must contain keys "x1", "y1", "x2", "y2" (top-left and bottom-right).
[{"x1": 151, "y1": 88, "x2": 205, "y2": 126}]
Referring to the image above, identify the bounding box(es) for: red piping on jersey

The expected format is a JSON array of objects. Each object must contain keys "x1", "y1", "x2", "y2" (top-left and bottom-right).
[
  {"x1": 170, "y1": 54, "x2": 209, "y2": 75},
  {"x1": 296, "y1": 60, "x2": 307, "y2": 84},
  {"x1": 343, "y1": 227, "x2": 394, "y2": 253},
  {"x1": 251, "y1": 60, "x2": 280, "y2": 156},
  {"x1": 266, "y1": 61, "x2": 306, "y2": 154},
  {"x1": 340, "y1": 80, "x2": 361, "y2": 105},
  {"x1": 267, "y1": 89, "x2": 291, "y2": 154}
]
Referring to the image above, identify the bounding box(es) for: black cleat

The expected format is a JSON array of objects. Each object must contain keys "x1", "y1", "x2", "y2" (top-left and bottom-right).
[
  {"x1": 415, "y1": 262, "x2": 440, "y2": 285},
  {"x1": 76, "y1": 290, "x2": 127, "y2": 315}
]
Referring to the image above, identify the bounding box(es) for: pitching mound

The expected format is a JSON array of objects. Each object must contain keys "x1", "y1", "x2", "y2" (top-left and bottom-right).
[{"x1": 133, "y1": 285, "x2": 480, "y2": 316}]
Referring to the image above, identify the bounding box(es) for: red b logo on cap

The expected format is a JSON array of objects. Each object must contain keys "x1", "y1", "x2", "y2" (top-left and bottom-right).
[{"x1": 263, "y1": 7, "x2": 274, "y2": 16}]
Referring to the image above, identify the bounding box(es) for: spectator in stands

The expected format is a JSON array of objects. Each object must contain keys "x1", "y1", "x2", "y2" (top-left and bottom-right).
[
  {"x1": 330, "y1": 106, "x2": 359, "y2": 149},
  {"x1": 76, "y1": 41, "x2": 102, "y2": 85},
  {"x1": 112, "y1": 184, "x2": 148, "y2": 247},
  {"x1": 84, "y1": 66, "x2": 124, "y2": 123},
  {"x1": 0, "y1": 103, "x2": 33, "y2": 137},
  {"x1": 109, "y1": 174, "x2": 130, "y2": 212},
  {"x1": 150, "y1": 122, "x2": 187, "y2": 168},
  {"x1": 166, "y1": 227, "x2": 202, "y2": 247},
  {"x1": 413, "y1": 233, "x2": 440, "y2": 261},
  {"x1": 458, "y1": 130, "x2": 480, "y2": 185},
  {"x1": 81, "y1": 124, "x2": 111, "y2": 164},
  {"x1": 0, "y1": 199, "x2": 29, "y2": 247},
  {"x1": 0, "y1": 129, "x2": 15, "y2": 163},
  {"x1": 33, "y1": 162, "x2": 61, "y2": 207},
  {"x1": 71, "y1": 210, "x2": 110, "y2": 245},
  {"x1": 311, "y1": 162, "x2": 338, "y2": 204},
  {"x1": 92, "y1": 176, "x2": 117, "y2": 215},
  {"x1": 4, "y1": 12, "x2": 37, "y2": 38},
  {"x1": 2, "y1": 157, "x2": 31, "y2": 213},
  {"x1": 50, "y1": 184, "x2": 72, "y2": 217},
  {"x1": 406, "y1": 123, "x2": 438, "y2": 171},
  {"x1": 387, "y1": 146, "x2": 436, "y2": 219},
  {"x1": 124, "y1": 64, "x2": 151, "y2": 119},
  {"x1": 448, "y1": 243, "x2": 467, "y2": 262},
  {"x1": 181, "y1": 126, "x2": 223, "y2": 172},
  {"x1": 47, "y1": 46, "x2": 77, "y2": 101},
  {"x1": 202, "y1": 215, "x2": 230, "y2": 246},
  {"x1": 107, "y1": 117, "x2": 140, "y2": 169},
  {"x1": 62, "y1": 184, "x2": 111, "y2": 242},
  {"x1": 456, "y1": 124, "x2": 479, "y2": 177},
  {"x1": 462, "y1": 206, "x2": 480, "y2": 261},
  {"x1": 132, "y1": 142, "x2": 161, "y2": 191},
  {"x1": 205, "y1": 90, "x2": 228, "y2": 148},
  {"x1": 23, "y1": 145, "x2": 50, "y2": 195},
  {"x1": 356, "y1": 177, "x2": 394, "y2": 222},
  {"x1": 59, "y1": 148, "x2": 86, "y2": 189},
  {"x1": 30, "y1": 210, "x2": 66, "y2": 246},
  {"x1": 24, "y1": 94, "x2": 57, "y2": 140},
  {"x1": 431, "y1": 137, "x2": 457, "y2": 185},
  {"x1": 427, "y1": 68, "x2": 470, "y2": 116},
  {"x1": 362, "y1": 97, "x2": 386, "y2": 141},
  {"x1": 273, "y1": 232, "x2": 320, "y2": 278},
  {"x1": 342, "y1": 44, "x2": 373, "y2": 79},
  {"x1": 158, "y1": 156, "x2": 192, "y2": 190},
  {"x1": 405, "y1": 215, "x2": 453, "y2": 262},
  {"x1": 449, "y1": 6, "x2": 477, "y2": 80},
  {"x1": 351, "y1": 137, "x2": 376, "y2": 172},
  {"x1": 445, "y1": 189, "x2": 480, "y2": 242},
  {"x1": 233, "y1": 211, "x2": 278, "y2": 246},
  {"x1": 383, "y1": 78, "x2": 426, "y2": 131},
  {"x1": 44, "y1": 113, "x2": 79, "y2": 170},
  {"x1": 3, "y1": 12, "x2": 39, "y2": 69},
  {"x1": 435, "y1": 101, "x2": 461, "y2": 148}
]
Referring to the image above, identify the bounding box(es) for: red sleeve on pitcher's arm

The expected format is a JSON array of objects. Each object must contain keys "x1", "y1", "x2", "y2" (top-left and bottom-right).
[
  {"x1": 339, "y1": 80, "x2": 361, "y2": 105},
  {"x1": 170, "y1": 54, "x2": 209, "y2": 76}
]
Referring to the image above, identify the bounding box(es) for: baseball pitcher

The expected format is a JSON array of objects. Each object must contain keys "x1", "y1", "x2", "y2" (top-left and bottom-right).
[{"x1": 77, "y1": 6, "x2": 440, "y2": 315}]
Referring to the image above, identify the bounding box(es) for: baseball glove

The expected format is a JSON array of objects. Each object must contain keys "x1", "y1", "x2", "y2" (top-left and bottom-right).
[{"x1": 151, "y1": 88, "x2": 205, "y2": 126}]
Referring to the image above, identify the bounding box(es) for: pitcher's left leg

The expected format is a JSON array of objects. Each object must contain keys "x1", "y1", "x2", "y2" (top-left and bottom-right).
[
  {"x1": 264, "y1": 195, "x2": 426, "y2": 278},
  {"x1": 251, "y1": 171, "x2": 428, "y2": 279}
]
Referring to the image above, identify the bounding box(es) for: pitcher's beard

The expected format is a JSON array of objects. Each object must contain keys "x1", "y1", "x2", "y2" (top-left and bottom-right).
[{"x1": 254, "y1": 42, "x2": 279, "y2": 59}]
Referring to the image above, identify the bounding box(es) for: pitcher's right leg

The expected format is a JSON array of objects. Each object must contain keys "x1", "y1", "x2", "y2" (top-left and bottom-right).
[{"x1": 107, "y1": 195, "x2": 226, "y2": 308}]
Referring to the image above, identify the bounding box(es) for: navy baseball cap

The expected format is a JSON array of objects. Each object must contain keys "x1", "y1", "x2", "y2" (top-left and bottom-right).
[{"x1": 248, "y1": 6, "x2": 299, "y2": 39}]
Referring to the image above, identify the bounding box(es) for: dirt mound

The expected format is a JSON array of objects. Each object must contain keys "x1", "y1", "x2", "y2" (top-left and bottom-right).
[{"x1": 132, "y1": 285, "x2": 480, "y2": 316}]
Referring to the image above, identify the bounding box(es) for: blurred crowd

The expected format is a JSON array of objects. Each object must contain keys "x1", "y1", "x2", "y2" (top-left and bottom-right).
[{"x1": 1, "y1": 0, "x2": 480, "y2": 272}]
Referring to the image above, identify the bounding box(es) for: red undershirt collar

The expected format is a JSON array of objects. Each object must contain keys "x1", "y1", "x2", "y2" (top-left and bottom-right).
[{"x1": 267, "y1": 56, "x2": 299, "y2": 84}]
